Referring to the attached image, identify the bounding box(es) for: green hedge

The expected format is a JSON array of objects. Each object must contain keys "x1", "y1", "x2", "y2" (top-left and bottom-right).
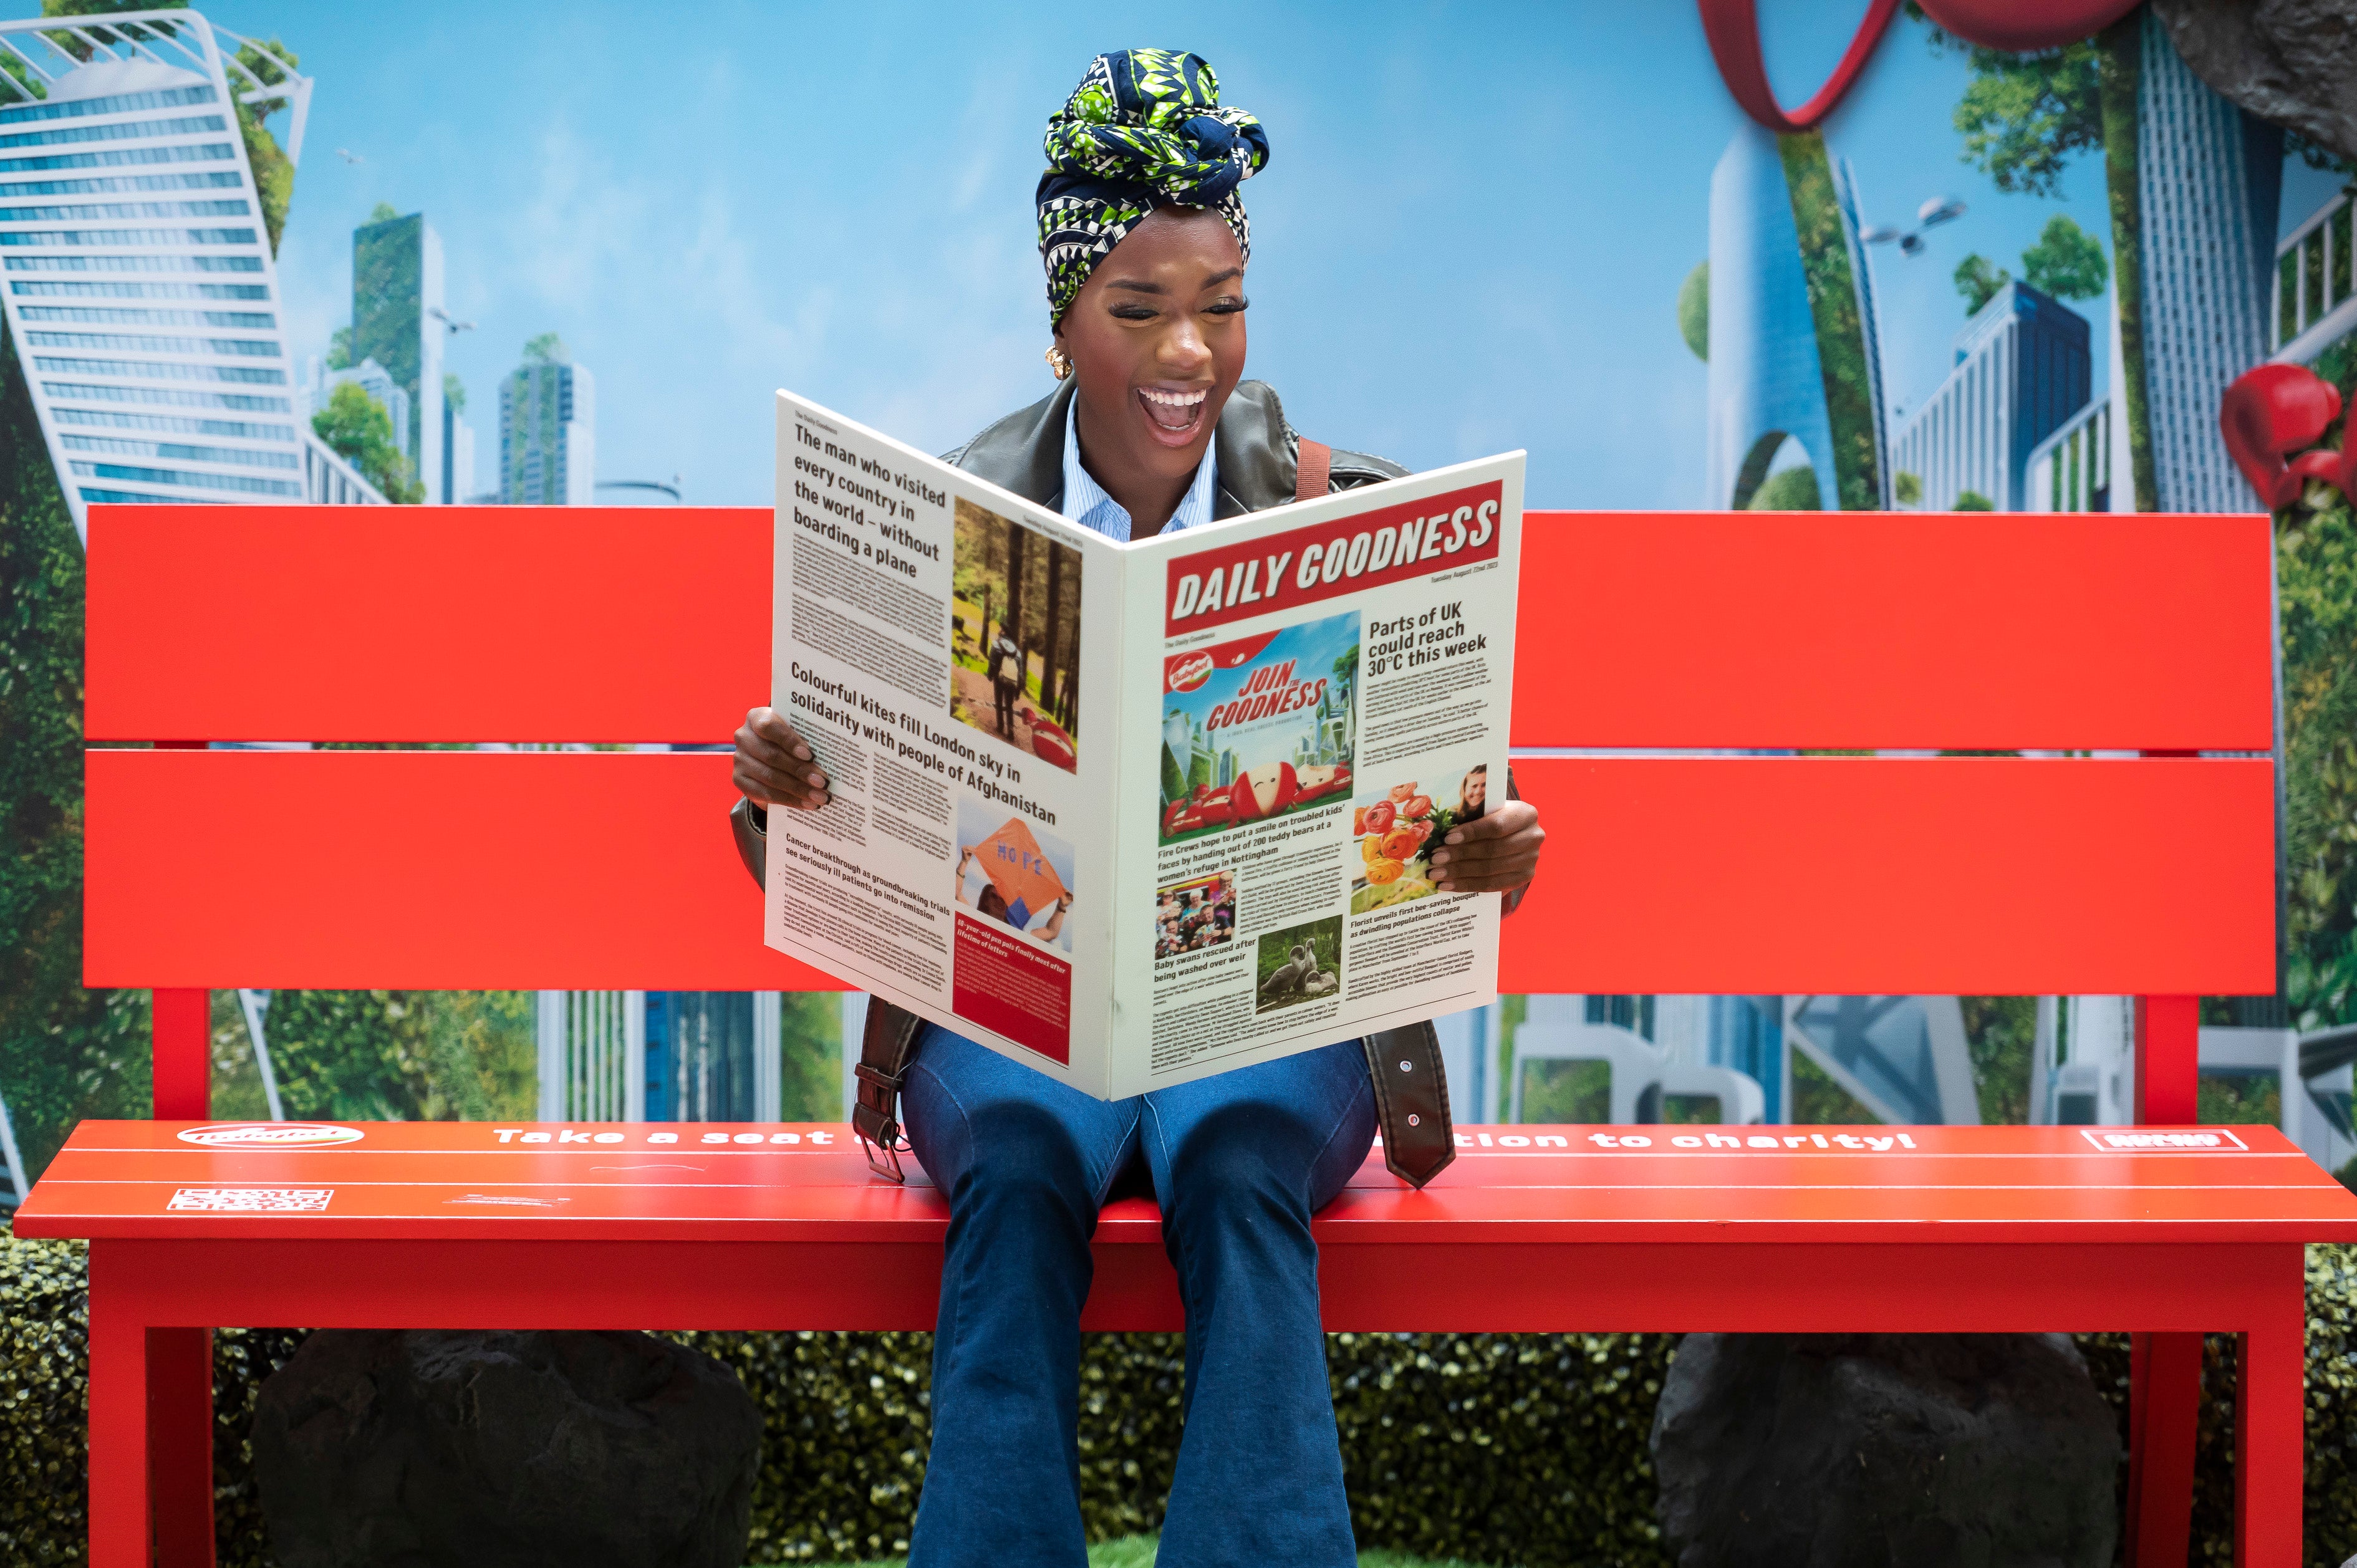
[{"x1": 4, "y1": 1230, "x2": 2353, "y2": 1566}]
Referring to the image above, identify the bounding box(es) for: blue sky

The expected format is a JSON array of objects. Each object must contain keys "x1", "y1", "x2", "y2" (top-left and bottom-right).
[{"x1": 173, "y1": 1, "x2": 2320, "y2": 508}]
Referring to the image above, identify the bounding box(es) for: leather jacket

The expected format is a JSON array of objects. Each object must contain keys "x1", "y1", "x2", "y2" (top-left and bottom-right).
[{"x1": 736, "y1": 378, "x2": 1514, "y2": 1187}]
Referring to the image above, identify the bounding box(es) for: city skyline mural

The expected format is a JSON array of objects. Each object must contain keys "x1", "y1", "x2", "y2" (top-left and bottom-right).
[{"x1": 3, "y1": 2, "x2": 2354, "y2": 1193}]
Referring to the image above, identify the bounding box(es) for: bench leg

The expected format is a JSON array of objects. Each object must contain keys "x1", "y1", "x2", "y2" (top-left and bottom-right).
[
  {"x1": 148, "y1": 1327, "x2": 217, "y2": 1568},
  {"x1": 2236, "y1": 1304, "x2": 2305, "y2": 1567},
  {"x1": 88, "y1": 1276, "x2": 150, "y2": 1567},
  {"x1": 2126, "y1": 1330, "x2": 2201, "y2": 1568}
]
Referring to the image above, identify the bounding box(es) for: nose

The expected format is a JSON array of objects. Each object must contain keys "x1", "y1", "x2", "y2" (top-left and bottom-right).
[{"x1": 1157, "y1": 310, "x2": 1213, "y2": 377}]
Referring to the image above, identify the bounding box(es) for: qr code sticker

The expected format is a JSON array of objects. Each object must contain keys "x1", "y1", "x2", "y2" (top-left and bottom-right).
[{"x1": 167, "y1": 1188, "x2": 332, "y2": 1212}]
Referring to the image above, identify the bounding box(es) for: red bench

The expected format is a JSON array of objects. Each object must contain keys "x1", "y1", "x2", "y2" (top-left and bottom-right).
[{"x1": 22, "y1": 501, "x2": 2355, "y2": 1567}]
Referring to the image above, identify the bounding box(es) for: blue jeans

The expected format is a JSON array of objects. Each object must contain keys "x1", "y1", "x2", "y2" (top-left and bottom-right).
[{"x1": 899, "y1": 1025, "x2": 1376, "y2": 1568}]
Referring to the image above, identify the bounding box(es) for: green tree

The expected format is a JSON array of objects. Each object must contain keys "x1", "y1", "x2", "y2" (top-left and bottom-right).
[
  {"x1": 230, "y1": 36, "x2": 300, "y2": 254},
  {"x1": 444, "y1": 373, "x2": 466, "y2": 414},
  {"x1": 1954, "y1": 489, "x2": 1995, "y2": 511},
  {"x1": 1894, "y1": 470, "x2": 1922, "y2": 506},
  {"x1": 2273, "y1": 339, "x2": 2357, "y2": 1023},
  {"x1": 1954, "y1": 253, "x2": 2012, "y2": 314},
  {"x1": 1962, "y1": 994, "x2": 2035, "y2": 1124},
  {"x1": 1677, "y1": 261, "x2": 1709, "y2": 361},
  {"x1": 1748, "y1": 464, "x2": 1821, "y2": 510},
  {"x1": 779, "y1": 993, "x2": 842, "y2": 1120},
  {"x1": 0, "y1": 317, "x2": 152, "y2": 1180},
  {"x1": 2020, "y1": 213, "x2": 2108, "y2": 301},
  {"x1": 312, "y1": 380, "x2": 423, "y2": 504},
  {"x1": 1777, "y1": 132, "x2": 1880, "y2": 509},
  {"x1": 369, "y1": 200, "x2": 398, "y2": 224},
  {"x1": 524, "y1": 332, "x2": 568, "y2": 364},
  {"x1": 255, "y1": 991, "x2": 534, "y2": 1123},
  {"x1": 325, "y1": 325, "x2": 352, "y2": 371},
  {"x1": 1914, "y1": 10, "x2": 2103, "y2": 199}
]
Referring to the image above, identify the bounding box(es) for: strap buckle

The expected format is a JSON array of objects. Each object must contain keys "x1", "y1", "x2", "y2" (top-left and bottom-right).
[{"x1": 859, "y1": 1121, "x2": 910, "y2": 1183}]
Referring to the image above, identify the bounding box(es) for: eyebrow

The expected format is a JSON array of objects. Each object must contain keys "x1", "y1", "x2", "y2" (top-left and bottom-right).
[{"x1": 1104, "y1": 266, "x2": 1245, "y2": 296}]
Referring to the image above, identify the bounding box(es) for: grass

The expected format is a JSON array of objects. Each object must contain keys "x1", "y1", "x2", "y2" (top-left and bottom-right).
[{"x1": 824, "y1": 1538, "x2": 1497, "y2": 1567}]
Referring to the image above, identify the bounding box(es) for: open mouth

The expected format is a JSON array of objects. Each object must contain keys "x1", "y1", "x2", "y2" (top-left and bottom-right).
[{"x1": 1136, "y1": 385, "x2": 1208, "y2": 441}]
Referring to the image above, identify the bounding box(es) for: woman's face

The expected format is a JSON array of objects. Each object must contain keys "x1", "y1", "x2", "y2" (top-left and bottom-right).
[
  {"x1": 1056, "y1": 205, "x2": 1246, "y2": 493},
  {"x1": 1462, "y1": 771, "x2": 1487, "y2": 810}
]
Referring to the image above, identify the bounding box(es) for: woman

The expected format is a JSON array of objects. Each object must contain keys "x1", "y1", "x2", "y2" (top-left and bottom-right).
[
  {"x1": 733, "y1": 50, "x2": 1545, "y2": 1568},
  {"x1": 1457, "y1": 762, "x2": 1490, "y2": 826}
]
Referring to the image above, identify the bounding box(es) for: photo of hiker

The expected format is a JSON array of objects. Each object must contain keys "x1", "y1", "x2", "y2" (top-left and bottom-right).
[
  {"x1": 1253, "y1": 915, "x2": 1342, "y2": 1015},
  {"x1": 952, "y1": 496, "x2": 1082, "y2": 772},
  {"x1": 953, "y1": 797, "x2": 1078, "y2": 953},
  {"x1": 1155, "y1": 871, "x2": 1236, "y2": 959}
]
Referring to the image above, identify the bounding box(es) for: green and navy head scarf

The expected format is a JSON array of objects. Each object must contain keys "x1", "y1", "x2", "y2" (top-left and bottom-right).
[{"x1": 1037, "y1": 49, "x2": 1268, "y2": 325}]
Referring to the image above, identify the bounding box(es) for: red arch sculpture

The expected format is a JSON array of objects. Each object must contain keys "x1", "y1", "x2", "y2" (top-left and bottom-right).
[{"x1": 1698, "y1": 0, "x2": 2143, "y2": 135}]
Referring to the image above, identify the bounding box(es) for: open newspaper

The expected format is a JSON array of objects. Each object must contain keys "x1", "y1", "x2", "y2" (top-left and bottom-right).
[{"x1": 768, "y1": 389, "x2": 1524, "y2": 1098}]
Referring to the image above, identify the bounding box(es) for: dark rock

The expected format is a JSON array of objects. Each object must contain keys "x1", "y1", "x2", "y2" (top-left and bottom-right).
[
  {"x1": 2155, "y1": 0, "x2": 2357, "y2": 164},
  {"x1": 1650, "y1": 1332, "x2": 2120, "y2": 1568},
  {"x1": 253, "y1": 1329, "x2": 761, "y2": 1568}
]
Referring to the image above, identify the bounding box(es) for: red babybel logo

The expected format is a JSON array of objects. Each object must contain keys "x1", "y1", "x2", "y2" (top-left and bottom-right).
[
  {"x1": 2220, "y1": 363, "x2": 2346, "y2": 509},
  {"x1": 1166, "y1": 652, "x2": 1213, "y2": 693}
]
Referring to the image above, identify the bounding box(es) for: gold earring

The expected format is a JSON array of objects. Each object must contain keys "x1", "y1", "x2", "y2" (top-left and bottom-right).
[{"x1": 1045, "y1": 345, "x2": 1072, "y2": 380}]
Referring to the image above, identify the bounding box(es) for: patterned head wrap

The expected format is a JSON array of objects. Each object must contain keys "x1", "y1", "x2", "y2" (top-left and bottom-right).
[{"x1": 1037, "y1": 49, "x2": 1268, "y2": 325}]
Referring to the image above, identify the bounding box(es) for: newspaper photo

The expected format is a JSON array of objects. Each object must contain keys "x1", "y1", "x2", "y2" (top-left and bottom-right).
[{"x1": 769, "y1": 388, "x2": 1523, "y2": 1098}]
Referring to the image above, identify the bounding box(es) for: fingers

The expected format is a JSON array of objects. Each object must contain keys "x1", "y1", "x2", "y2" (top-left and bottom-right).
[
  {"x1": 748, "y1": 706, "x2": 812, "y2": 761},
  {"x1": 1440, "y1": 801, "x2": 1533, "y2": 844},
  {"x1": 733, "y1": 706, "x2": 831, "y2": 810},
  {"x1": 1428, "y1": 801, "x2": 1543, "y2": 893}
]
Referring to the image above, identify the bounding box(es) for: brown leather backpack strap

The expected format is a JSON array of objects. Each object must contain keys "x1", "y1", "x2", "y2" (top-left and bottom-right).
[
  {"x1": 853, "y1": 1000, "x2": 926, "y2": 1182},
  {"x1": 1294, "y1": 436, "x2": 1331, "y2": 504},
  {"x1": 731, "y1": 798, "x2": 926, "y2": 1183},
  {"x1": 1362, "y1": 1021, "x2": 1455, "y2": 1186}
]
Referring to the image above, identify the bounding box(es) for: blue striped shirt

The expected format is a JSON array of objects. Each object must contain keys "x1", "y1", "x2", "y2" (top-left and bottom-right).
[{"x1": 1059, "y1": 393, "x2": 1218, "y2": 541}]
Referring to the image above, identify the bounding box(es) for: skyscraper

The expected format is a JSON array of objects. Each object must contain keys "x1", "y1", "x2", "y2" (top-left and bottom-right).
[
  {"x1": 499, "y1": 334, "x2": 594, "y2": 506},
  {"x1": 351, "y1": 208, "x2": 443, "y2": 501},
  {"x1": 1889, "y1": 282, "x2": 2092, "y2": 511},
  {"x1": 1704, "y1": 126, "x2": 1887, "y2": 510},
  {"x1": 443, "y1": 375, "x2": 475, "y2": 503},
  {"x1": 2122, "y1": 8, "x2": 2280, "y2": 512},
  {"x1": 0, "y1": 12, "x2": 385, "y2": 539}
]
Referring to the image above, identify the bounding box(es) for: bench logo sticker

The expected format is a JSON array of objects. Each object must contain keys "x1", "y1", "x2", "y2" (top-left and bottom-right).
[
  {"x1": 176, "y1": 1122, "x2": 364, "y2": 1148},
  {"x1": 167, "y1": 1188, "x2": 332, "y2": 1211},
  {"x1": 2077, "y1": 1128, "x2": 2249, "y2": 1153}
]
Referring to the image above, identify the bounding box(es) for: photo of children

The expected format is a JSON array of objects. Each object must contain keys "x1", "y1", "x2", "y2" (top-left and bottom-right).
[
  {"x1": 953, "y1": 797, "x2": 1077, "y2": 953},
  {"x1": 952, "y1": 496, "x2": 1081, "y2": 772},
  {"x1": 1154, "y1": 871, "x2": 1236, "y2": 959},
  {"x1": 1254, "y1": 915, "x2": 1342, "y2": 1014}
]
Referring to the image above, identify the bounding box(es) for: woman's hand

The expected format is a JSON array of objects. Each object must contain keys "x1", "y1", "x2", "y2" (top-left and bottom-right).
[
  {"x1": 733, "y1": 707, "x2": 831, "y2": 810},
  {"x1": 1427, "y1": 799, "x2": 1544, "y2": 895}
]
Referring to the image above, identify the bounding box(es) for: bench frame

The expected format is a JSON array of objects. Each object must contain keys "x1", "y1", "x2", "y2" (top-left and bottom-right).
[{"x1": 60, "y1": 501, "x2": 2306, "y2": 1565}]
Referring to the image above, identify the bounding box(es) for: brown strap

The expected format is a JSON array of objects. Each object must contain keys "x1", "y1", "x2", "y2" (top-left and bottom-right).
[
  {"x1": 1294, "y1": 436, "x2": 1331, "y2": 504},
  {"x1": 853, "y1": 1002, "x2": 925, "y2": 1181},
  {"x1": 1364, "y1": 1022, "x2": 1457, "y2": 1187}
]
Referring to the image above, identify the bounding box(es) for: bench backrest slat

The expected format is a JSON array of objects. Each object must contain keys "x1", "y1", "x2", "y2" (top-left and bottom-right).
[
  {"x1": 83, "y1": 748, "x2": 2275, "y2": 994},
  {"x1": 1514, "y1": 511, "x2": 2273, "y2": 750},
  {"x1": 82, "y1": 503, "x2": 2276, "y2": 998},
  {"x1": 87, "y1": 507, "x2": 768, "y2": 745},
  {"x1": 87, "y1": 507, "x2": 2275, "y2": 751}
]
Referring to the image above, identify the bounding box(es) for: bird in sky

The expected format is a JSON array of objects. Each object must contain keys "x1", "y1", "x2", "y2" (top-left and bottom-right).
[{"x1": 335, "y1": 147, "x2": 362, "y2": 164}]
